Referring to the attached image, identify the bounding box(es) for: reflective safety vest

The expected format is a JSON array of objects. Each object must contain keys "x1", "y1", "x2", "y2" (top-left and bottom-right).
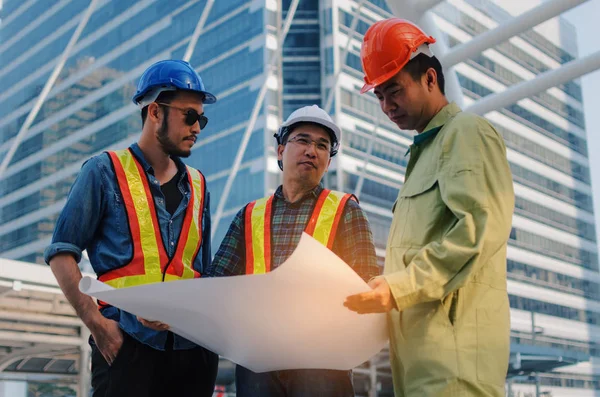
[
  {"x1": 98, "y1": 149, "x2": 206, "y2": 288},
  {"x1": 244, "y1": 189, "x2": 355, "y2": 274}
]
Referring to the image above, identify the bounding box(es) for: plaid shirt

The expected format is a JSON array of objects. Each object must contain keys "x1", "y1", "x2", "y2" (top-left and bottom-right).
[{"x1": 208, "y1": 185, "x2": 380, "y2": 281}]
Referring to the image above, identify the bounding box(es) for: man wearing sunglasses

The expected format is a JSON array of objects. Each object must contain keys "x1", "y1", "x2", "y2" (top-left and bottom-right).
[
  {"x1": 206, "y1": 105, "x2": 380, "y2": 396},
  {"x1": 45, "y1": 60, "x2": 219, "y2": 397}
]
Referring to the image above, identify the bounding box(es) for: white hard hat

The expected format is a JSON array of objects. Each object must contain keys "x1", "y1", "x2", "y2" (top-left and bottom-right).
[{"x1": 275, "y1": 105, "x2": 341, "y2": 156}]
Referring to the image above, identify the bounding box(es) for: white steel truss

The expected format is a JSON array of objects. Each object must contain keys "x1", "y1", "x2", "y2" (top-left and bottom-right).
[
  {"x1": 183, "y1": 0, "x2": 215, "y2": 62},
  {"x1": 212, "y1": 0, "x2": 301, "y2": 237},
  {"x1": 466, "y1": 49, "x2": 600, "y2": 115},
  {"x1": 0, "y1": 0, "x2": 100, "y2": 180}
]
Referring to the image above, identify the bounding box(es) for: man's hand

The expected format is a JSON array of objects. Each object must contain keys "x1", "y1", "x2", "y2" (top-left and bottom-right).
[
  {"x1": 90, "y1": 317, "x2": 123, "y2": 366},
  {"x1": 344, "y1": 277, "x2": 395, "y2": 314},
  {"x1": 49, "y1": 254, "x2": 124, "y2": 366},
  {"x1": 137, "y1": 316, "x2": 170, "y2": 331}
]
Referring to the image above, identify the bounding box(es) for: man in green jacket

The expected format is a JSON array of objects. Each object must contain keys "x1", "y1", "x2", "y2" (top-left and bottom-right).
[{"x1": 344, "y1": 18, "x2": 515, "y2": 397}]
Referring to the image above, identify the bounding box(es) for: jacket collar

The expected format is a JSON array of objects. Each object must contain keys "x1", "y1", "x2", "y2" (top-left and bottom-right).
[{"x1": 405, "y1": 102, "x2": 462, "y2": 156}]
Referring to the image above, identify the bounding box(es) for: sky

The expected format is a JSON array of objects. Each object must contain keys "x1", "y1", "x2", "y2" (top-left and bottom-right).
[{"x1": 564, "y1": 0, "x2": 600, "y2": 244}]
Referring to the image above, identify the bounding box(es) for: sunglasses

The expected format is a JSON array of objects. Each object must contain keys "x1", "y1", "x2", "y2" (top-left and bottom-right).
[{"x1": 156, "y1": 103, "x2": 208, "y2": 129}]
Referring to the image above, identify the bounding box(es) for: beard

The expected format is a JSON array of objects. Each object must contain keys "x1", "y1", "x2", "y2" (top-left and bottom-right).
[{"x1": 156, "y1": 113, "x2": 191, "y2": 158}]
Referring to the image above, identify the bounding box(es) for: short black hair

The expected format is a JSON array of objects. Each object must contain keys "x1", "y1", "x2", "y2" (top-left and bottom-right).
[
  {"x1": 140, "y1": 91, "x2": 179, "y2": 126},
  {"x1": 403, "y1": 54, "x2": 445, "y2": 95}
]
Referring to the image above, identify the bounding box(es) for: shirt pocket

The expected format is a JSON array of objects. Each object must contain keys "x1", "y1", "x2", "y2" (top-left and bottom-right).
[{"x1": 389, "y1": 174, "x2": 442, "y2": 247}]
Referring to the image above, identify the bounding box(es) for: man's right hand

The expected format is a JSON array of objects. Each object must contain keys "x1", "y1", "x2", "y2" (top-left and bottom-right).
[
  {"x1": 90, "y1": 317, "x2": 123, "y2": 366},
  {"x1": 48, "y1": 255, "x2": 124, "y2": 366}
]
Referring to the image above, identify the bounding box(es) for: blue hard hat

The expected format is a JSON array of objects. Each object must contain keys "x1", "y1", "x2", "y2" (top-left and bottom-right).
[{"x1": 132, "y1": 60, "x2": 216, "y2": 107}]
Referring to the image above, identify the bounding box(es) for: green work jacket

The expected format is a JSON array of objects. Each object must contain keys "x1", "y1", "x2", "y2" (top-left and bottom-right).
[{"x1": 383, "y1": 102, "x2": 515, "y2": 396}]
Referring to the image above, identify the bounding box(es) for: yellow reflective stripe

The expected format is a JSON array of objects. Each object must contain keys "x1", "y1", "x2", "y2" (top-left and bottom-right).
[
  {"x1": 104, "y1": 273, "x2": 164, "y2": 289},
  {"x1": 311, "y1": 191, "x2": 346, "y2": 246},
  {"x1": 180, "y1": 167, "x2": 204, "y2": 279},
  {"x1": 250, "y1": 197, "x2": 269, "y2": 274},
  {"x1": 164, "y1": 273, "x2": 185, "y2": 282},
  {"x1": 116, "y1": 150, "x2": 162, "y2": 279}
]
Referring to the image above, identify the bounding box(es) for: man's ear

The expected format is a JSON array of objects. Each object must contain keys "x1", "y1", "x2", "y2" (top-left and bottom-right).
[
  {"x1": 325, "y1": 158, "x2": 332, "y2": 173},
  {"x1": 147, "y1": 102, "x2": 162, "y2": 123},
  {"x1": 425, "y1": 68, "x2": 437, "y2": 91},
  {"x1": 277, "y1": 144, "x2": 285, "y2": 161}
]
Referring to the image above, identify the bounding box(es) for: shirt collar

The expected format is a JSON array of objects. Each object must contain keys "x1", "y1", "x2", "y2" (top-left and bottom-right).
[
  {"x1": 129, "y1": 143, "x2": 188, "y2": 176},
  {"x1": 405, "y1": 102, "x2": 462, "y2": 156},
  {"x1": 274, "y1": 184, "x2": 323, "y2": 203},
  {"x1": 422, "y1": 101, "x2": 462, "y2": 132}
]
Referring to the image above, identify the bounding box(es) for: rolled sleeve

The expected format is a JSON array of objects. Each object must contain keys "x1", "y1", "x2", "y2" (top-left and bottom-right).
[
  {"x1": 44, "y1": 242, "x2": 83, "y2": 264},
  {"x1": 44, "y1": 156, "x2": 106, "y2": 265}
]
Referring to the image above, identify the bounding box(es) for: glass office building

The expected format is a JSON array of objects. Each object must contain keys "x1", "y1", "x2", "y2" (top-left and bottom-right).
[{"x1": 0, "y1": 0, "x2": 598, "y2": 395}]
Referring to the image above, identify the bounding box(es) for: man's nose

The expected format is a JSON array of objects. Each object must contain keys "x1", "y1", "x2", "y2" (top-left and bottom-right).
[
  {"x1": 382, "y1": 96, "x2": 396, "y2": 114},
  {"x1": 304, "y1": 142, "x2": 318, "y2": 157}
]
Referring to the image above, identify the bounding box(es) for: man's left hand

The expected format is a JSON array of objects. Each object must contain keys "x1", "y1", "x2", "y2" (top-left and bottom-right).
[{"x1": 344, "y1": 277, "x2": 394, "y2": 314}]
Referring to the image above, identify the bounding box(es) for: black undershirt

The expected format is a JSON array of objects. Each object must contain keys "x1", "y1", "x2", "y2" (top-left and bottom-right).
[
  {"x1": 160, "y1": 170, "x2": 183, "y2": 349},
  {"x1": 160, "y1": 171, "x2": 183, "y2": 216}
]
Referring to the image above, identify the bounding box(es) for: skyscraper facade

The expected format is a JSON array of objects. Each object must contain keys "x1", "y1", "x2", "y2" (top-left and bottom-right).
[{"x1": 0, "y1": 0, "x2": 598, "y2": 395}]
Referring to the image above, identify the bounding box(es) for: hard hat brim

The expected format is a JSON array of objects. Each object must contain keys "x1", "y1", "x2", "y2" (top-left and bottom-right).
[
  {"x1": 281, "y1": 115, "x2": 341, "y2": 143},
  {"x1": 133, "y1": 87, "x2": 217, "y2": 108},
  {"x1": 199, "y1": 90, "x2": 217, "y2": 104},
  {"x1": 360, "y1": 82, "x2": 375, "y2": 94}
]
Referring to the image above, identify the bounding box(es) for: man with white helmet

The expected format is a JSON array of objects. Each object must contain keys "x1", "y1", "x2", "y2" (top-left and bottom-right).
[
  {"x1": 45, "y1": 60, "x2": 218, "y2": 397},
  {"x1": 207, "y1": 105, "x2": 379, "y2": 396}
]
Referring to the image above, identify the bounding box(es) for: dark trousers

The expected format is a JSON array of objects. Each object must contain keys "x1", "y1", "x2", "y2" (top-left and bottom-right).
[
  {"x1": 235, "y1": 365, "x2": 354, "y2": 397},
  {"x1": 91, "y1": 332, "x2": 218, "y2": 397}
]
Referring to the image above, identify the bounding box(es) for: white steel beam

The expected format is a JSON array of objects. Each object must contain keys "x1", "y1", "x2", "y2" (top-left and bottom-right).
[
  {"x1": 368, "y1": 358, "x2": 378, "y2": 397},
  {"x1": 441, "y1": 0, "x2": 589, "y2": 68},
  {"x1": 466, "y1": 50, "x2": 600, "y2": 116},
  {"x1": 411, "y1": 0, "x2": 445, "y2": 15},
  {"x1": 0, "y1": 0, "x2": 100, "y2": 179},
  {"x1": 354, "y1": 119, "x2": 381, "y2": 198},
  {"x1": 183, "y1": 0, "x2": 215, "y2": 62},
  {"x1": 77, "y1": 327, "x2": 91, "y2": 397},
  {"x1": 0, "y1": 311, "x2": 81, "y2": 327},
  {"x1": 15, "y1": 358, "x2": 31, "y2": 371},
  {"x1": 42, "y1": 359, "x2": 59, "y2": 372},
  {"x1": 0, "y1": 372, "x2": 77, "y2": 382},
  {"x1": 384, "y1": 0, "x2": 443, "y2": 17},
  {"x1": 212, "y1": 0, "x2": 300, "y2": 236},
  {"x1": 0, "y1": 331, "x2": 81, "y2": 346},
  {"x1": 326, "y1": 0, "x2": 367, "y2": 194},
  {"x1": 323, "y1": 0, "x2": 366, "y2": 114}
]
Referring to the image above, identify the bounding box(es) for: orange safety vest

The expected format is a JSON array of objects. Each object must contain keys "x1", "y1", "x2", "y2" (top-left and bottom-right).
[
  {"x1": 244, "y1": 189, "x2": 355, "y2": 274},
  {"x1": 98, "y1": 149, "x2": 206, "y2": 288}
]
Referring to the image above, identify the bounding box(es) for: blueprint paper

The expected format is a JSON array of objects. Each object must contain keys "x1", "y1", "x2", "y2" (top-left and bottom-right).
[{"x1": 80, "y1": 233, "x2": 388, "y2": 372}]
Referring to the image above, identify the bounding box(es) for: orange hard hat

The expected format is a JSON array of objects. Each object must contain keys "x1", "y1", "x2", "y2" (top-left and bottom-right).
[{"x1": 360, "y1": 18, "x2": 436, "y2": 94}]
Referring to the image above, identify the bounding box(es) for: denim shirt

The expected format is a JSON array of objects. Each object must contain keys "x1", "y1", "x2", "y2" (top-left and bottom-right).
[{"x1": 44, "y1": 143, "x2": 211, "y2": 350}]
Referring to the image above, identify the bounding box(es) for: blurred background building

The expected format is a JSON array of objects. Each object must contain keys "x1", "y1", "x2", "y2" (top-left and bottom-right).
[{"x1": 0, "y1": 0, "x2": 598, "y2": 396}]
